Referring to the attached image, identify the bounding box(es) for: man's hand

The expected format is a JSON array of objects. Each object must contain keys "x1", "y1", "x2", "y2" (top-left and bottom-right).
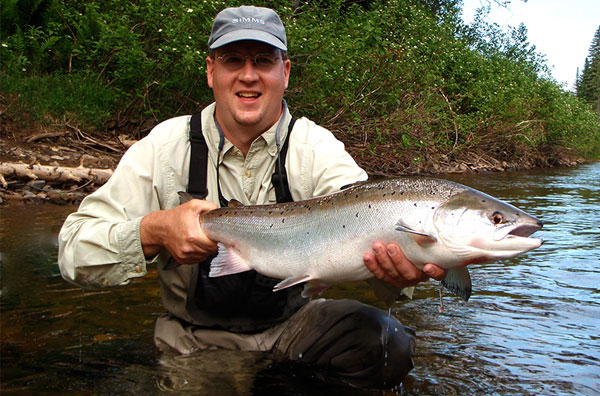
[
  {"x1": 140, "y1": 199, "x2": 218, "y2": 264},
  {"x1": 363, "y1": 242, "x2": 446, "y2": 288}
]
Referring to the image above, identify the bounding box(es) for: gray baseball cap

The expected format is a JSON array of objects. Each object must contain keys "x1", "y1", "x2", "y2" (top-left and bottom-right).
[{"x1": 208, "y1": 6, "x2": 287, "y2": 51}]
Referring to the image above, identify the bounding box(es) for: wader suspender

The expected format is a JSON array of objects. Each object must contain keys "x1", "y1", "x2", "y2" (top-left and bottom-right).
[
  {"x1": 187, "y1": 114, "x2": 296, "y2": 202},
  {"x1": 184, "y1": 112, "x2": 303, "y2": 331}
]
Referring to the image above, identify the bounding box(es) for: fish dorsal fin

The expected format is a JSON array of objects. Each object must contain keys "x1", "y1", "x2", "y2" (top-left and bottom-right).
[
  {"x1": 395, "y1": 220, "x2": 437, "y2": 244},
  {"x1": 227, "y1": 199, "x2": 244, "y2": 208},
  {"x1": 209, "y1": 243, "x2": 252, "y2": 277},
  {"x1": 340, "y1": 180, "x2": 368, "y2": 190},
  {"x1": 441, "y1": 267, "x2": 472, "y2": 301}
]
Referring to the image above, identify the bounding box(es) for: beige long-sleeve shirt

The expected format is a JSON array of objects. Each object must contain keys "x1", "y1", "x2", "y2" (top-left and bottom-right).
[{"x1": 58, "y1": 103, "x2": 367, "y2": 290}]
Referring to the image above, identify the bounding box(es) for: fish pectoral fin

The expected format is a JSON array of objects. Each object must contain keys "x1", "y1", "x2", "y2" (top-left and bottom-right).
[
  {"x1": 208, "y1": 243, "x2": 252, "y2": 277},
  {"x1": 273, "y1": 275, "x2": 312, "y2": 292},
  {"x1": 367, "y1": 279, "x2": 414, "y2": 306},
  {"x1": 441, "y1": 267, "x2": 472, "y2": 302},
  {"x1": 395, "y1": 221, "x2": 437, "y2": 245}
]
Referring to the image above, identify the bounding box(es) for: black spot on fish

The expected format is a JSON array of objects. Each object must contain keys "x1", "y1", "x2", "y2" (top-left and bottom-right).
[
  {"x1": 355, "y1": 212, "x2": 359, "y2": 217},
  {"x1": 482, "y1": 199, "x2": 486, "y2": 203},
  {"x1": 282, "y1": 218, "x2": 285, "y2": 223},
  {"x1": 269, "y1": 211, "x2": 273, "y2": 214},
  {"x1": 269, "y1": 224, "x2": 274, "y2": 228},
  {"x1": 368, "y1": 204, "x2": 372, "y2": 209},
  {"x1": 343, "y1": 225, "x2": 346, "y2": 228},
  {"x1": 391, "y1": 191, "x2": 396, "y2": 195},
  {"x1": 355, "y1": 194, "x2": 359, "y2": 198}
]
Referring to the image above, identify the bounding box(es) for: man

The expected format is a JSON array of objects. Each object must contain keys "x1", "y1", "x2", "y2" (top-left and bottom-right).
[{"x1": 58, "y1": 6, "x2": 446, "y2": 389}]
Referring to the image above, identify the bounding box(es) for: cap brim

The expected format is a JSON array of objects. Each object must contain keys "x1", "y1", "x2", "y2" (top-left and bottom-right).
[{"x1": 209, "y1": 29, "x2": 287, "y2": 51}]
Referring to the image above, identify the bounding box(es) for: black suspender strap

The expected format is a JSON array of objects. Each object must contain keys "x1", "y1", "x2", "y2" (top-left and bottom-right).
[
  {"x1": 271, "y1": 117, "x2": 296, "y2": 203},
  {"x1": 187, "y1": 113, "x2": 296, "y2": 204},
  {"x1": 187, "y1": 113, "x2": 209, "y2": 199}
]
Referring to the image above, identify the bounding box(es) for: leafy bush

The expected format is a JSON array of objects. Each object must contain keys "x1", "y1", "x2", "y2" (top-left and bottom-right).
[{"x1": 1, "y1": 0, "x2": 598, "y2": 165}]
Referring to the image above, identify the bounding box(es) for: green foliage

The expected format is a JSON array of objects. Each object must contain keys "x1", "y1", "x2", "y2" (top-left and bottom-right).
[
  {"x1": 576, "y1": 26, "x2": 600, "y2": 113},
  {"x1": 1, "y1": 0, "x2": 598, "y2": 163}
]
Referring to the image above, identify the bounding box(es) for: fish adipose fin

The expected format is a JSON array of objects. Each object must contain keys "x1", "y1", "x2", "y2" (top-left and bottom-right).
[
  {"x1": 441, "y1": 267, "x2": 472, "y2": 302},
  {"x1": 208, "y1": 243, "x2": 252, "y2": 277},
  {"x1": 395, "y1": 221, "x2": 437, "y2": 245}
]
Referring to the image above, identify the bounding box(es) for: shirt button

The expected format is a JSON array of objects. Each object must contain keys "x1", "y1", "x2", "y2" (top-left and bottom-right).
[
  {"x1": 268, "y1": 146, "x2": 278, "y2": 156},
  {"x1": 245, "y1": 170, "x2": 252, "y2": 178}
]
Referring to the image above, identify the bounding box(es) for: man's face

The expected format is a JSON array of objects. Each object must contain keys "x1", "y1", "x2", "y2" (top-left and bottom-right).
[{"x1": 206, "y1": 40, "x2": 291, "y2": 136}]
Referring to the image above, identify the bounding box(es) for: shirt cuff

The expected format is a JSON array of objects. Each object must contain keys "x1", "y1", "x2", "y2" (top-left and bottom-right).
[{"x1": 115, "y1": 217, "x2": 149, "y2": 278}]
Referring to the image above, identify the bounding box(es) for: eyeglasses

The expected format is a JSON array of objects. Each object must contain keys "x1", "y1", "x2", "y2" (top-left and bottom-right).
[{"x1": 215, "y1": 53, "x2": 282, "y2": 70}]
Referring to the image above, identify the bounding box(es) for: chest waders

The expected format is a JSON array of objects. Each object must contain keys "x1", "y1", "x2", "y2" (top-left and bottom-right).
[{"x1": 183, "y1": 112, "x2": 306, "y2": 332}]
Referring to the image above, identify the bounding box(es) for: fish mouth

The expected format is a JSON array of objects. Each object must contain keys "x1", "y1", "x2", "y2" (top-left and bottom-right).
[
  {"x1": 493, "y1": 221, "x2": 543, "y2": 241},
  {"x1": 508, "y1": 221, "x2": 543, "y2": 237},
  {"x1": 467, "y1": 221, "x2": 544, "y2": 257}
]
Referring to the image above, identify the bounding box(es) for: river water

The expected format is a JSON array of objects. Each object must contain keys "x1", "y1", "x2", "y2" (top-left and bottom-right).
[{"x1": 1, "y1": 162, "x2": 599, "y2": 395}]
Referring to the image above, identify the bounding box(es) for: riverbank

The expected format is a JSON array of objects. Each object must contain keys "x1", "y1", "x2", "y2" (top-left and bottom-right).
[{"x1": 0, "y1": 122, "x2": 585, "y2": 205}]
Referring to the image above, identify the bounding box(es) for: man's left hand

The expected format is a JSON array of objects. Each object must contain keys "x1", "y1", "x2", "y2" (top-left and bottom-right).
[{"x1": 363, "y1": 242, "x2": 446, "y2": 288}]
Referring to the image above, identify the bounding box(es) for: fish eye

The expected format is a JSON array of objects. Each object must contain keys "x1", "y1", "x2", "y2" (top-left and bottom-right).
[{"x1": 491, "y1": 211, "x2": 504, "y2": 225}]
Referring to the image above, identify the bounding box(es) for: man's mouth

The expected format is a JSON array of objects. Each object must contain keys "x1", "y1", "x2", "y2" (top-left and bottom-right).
[{"x1": 237, "y1": 92, "x2": 260, "y2": 98}]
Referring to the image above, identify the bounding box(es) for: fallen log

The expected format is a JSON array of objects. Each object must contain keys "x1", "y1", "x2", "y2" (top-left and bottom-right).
[{"x1": 0, "y1": 162, "x2": 113, "y2": 186}]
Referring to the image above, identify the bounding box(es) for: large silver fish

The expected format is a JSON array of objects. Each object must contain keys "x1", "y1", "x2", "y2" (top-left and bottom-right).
[{"x1": 178, "y1": 177, "x2": 543, "y2": 302}]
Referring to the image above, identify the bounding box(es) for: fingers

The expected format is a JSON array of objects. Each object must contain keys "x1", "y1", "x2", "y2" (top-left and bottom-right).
[
  {"x1": 141, "y1": 199, "x2": 218, "y2": 264},
  {"x1": 422, "y1": 263, "x2": 447, "y2": 281},
  {"x1": 364, "y1": 242, "x2": 439, "y2": 288}
]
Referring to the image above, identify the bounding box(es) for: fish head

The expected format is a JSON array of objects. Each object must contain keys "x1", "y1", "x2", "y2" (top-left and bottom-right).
[{"x1": 433, "y1": 189, "x2": 543, "y2": 263}]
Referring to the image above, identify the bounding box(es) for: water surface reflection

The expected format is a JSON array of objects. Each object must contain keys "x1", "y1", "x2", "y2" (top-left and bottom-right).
[{"x1": 1, "y1": 163, "x2": 599, "y2": 395}]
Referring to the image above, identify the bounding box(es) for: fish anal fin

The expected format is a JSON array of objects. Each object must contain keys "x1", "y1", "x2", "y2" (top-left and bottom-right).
[
  {"x1": 208, "y1": 243, "x2": 252, "y2": 277},
  {"x1": 441, "y1": 267, "x2": 472, "y2": 302},
  {"x1": 273, "y1": 275, "x2": 312, "y2": 292}
]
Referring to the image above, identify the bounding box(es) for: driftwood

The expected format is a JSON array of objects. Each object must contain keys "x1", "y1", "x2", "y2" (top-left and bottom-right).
[
  {"x1": 0, "y1": 162, "x2": 113, "y2": 188},
  {"x1": 26, "y1": 131, "x2": 69, "y2": 143}
]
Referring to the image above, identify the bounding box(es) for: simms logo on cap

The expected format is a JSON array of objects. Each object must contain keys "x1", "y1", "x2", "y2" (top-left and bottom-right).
[{"x1": 232, "y1": 17, "x2": 266, "y2": 25}]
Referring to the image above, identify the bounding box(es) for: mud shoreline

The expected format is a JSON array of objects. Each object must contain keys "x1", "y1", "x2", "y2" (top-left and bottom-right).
[{"x1": 0, "y1": 129, "x2": 585, "y2": 206}]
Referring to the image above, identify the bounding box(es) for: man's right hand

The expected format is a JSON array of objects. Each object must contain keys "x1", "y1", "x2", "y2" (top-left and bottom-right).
[{"x1": 140, "y1": 199, "x2": 218, "y2": 264}]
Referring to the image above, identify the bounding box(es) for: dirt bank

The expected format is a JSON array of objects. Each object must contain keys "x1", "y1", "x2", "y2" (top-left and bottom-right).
[{"x1": 0, "y1": 120, "x2": 583, "y2": 206}]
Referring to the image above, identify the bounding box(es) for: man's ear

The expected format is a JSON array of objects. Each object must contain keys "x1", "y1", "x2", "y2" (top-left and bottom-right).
[
  {"x1": 283, "y1": 58, "x2": 291, "y2": 89},
  {"x1": 206, "y1": 56, "x2": 214, "y2": 88}
]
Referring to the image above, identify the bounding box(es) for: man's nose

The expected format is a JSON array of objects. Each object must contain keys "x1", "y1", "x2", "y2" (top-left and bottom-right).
[{"x1": 239, "y1": 57, "x2": 259, "y2": 80}]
